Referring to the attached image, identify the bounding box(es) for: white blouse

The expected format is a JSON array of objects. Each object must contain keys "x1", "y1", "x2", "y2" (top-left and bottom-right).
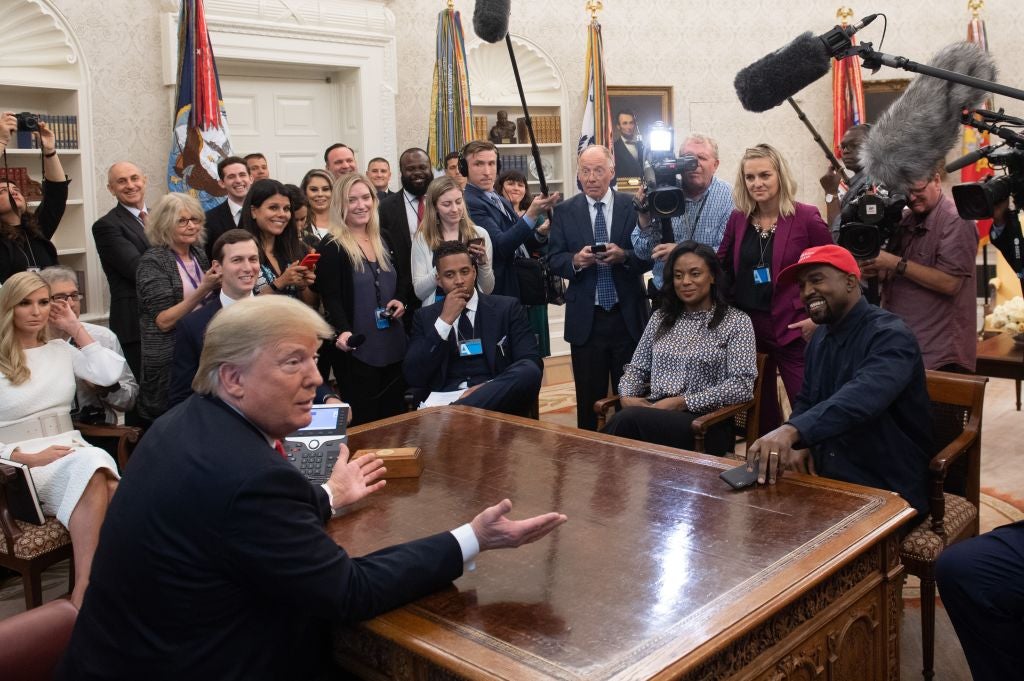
[{"x1": 410, "y1": 226, "x2": 495, "y2": 305}]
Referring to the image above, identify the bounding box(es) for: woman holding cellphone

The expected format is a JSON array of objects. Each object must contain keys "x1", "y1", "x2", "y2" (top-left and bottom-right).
[
  {"x1": 410, "y1": 176, "x2": 493, "y2": 306},
  {"x1": 315, "y1": 174, "x2": 408, "y2": 425}
]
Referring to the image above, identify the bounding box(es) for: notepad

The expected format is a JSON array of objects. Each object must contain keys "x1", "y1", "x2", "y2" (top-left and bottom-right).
[{"x1": 0, "y1": 459, "x2": 45, "y2": 525}]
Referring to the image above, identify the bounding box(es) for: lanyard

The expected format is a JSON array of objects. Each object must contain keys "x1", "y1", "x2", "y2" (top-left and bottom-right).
[
  {"x1": 684, "y1": 194, "x2": 708, "y2": 242},
  {"x1": 174, "y1": 251, "x2": 203, "y2": 290},
  {"x1": 752, "y1": 222, "x2": 775, "y2": 269},
  {"x1": 369, "y1": 261, "x2": 384, "y2": 309}
]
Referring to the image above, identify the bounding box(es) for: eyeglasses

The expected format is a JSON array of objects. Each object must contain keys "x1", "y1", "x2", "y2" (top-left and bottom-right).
[
  {"x1": 51, "y1": 293, "x2": 82, "y2": 303},
  {"x1": 176, "y1": 217, "x2": 203, "y2": 226}
]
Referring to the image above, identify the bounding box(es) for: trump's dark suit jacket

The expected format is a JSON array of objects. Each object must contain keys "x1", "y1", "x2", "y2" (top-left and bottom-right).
[
  {"x1": 404, "y1": 292, "x2": 541, "y2": 393},
  {"x1": 59, "y1": 394, "x2": 463, "y2": 681},
  {"x1": 92, "y1": 204, "x2": 150, "y2": 347},
  {"x1": 546, "y1": 191, "x2": 650, "y2": 346}
]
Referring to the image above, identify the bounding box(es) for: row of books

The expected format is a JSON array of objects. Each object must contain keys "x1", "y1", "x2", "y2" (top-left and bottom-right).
[
  {"x1": 0, "y1": 166, "x2": 43, "y2": 200},
  {"x1": 516, "y1": 115, "x2": 561, "y2": 144},
  {"x1": 501, "y1": 154, "x2": 532, "y2": 176},
  {"x1": 11, "y1": 114, "x2": 80, "y2": 150}
]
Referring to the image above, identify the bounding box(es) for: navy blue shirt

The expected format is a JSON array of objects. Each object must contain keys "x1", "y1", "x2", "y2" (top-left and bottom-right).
[{"x1": 787, "y1": 296, "x2": 932, "y2": 516}]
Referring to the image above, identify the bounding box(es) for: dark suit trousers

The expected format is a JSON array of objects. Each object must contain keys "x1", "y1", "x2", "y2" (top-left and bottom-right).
[
  {"x1": 454, "y1": 358, "x2": 542, "y2": 417},
  {"x1": 602, "y1": 406, "x2": 734, "y2": 455},
  {"x1": 570, "y1": 306, "x2": 636, "y2": 431},
  {"x1": 936, "y1": 520, "x2": 1024, "y2": 681},
  {"x1": 335, "y1": 354, "x2": 406, "y2": 427}
]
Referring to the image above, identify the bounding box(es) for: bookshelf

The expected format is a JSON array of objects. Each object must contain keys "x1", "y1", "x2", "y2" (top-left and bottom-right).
[
  {"x1": 0, "y1": 6, "x2": 100, "y2": 321},
  {"x1": 466, "y1": 37, "x2": 573, "y2": 198}
]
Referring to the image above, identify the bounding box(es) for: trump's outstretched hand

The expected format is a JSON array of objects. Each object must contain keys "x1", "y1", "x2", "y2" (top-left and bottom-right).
[{"x1": 470, "y1": 499, "x2": 567, "y2": 551}]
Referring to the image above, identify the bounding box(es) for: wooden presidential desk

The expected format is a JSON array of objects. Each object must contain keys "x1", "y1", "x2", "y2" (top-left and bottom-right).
[
  {"x1": 329, "y1": 407, "x2": 914, "y2": 681},
  {"x1": 976, "y1": 332, "x2": 1024, "y2": 410}
]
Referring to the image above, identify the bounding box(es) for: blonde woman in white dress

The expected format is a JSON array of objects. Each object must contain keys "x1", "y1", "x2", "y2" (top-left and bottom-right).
[
  {"x1": 410, "y1": 176, "x2": 494, "y2": 305},
  {"x1": 0, "y1": 271, "x2": 125, "y2": 606}
]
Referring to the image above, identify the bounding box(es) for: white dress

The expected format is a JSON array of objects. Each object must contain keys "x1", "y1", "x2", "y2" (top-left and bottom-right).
[
  {"x1": 410, "y1": 226, "x2": 495, "y2": 305},
  {"x1": 0, "y1": 340, "x2": 125, "y2": 526}
]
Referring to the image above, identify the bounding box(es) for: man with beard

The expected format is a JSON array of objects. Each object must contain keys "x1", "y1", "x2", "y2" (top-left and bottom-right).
[
  {"x1": 632, "y1": 133, "x2": 734, "y2": 297},
  {"x1": 819, "y1": 124, "x2": 870, "y2": 242},
  {"x1": 745, "y1": 244, "x2": 932, "y2": 518},
  {"x1": 379, "y1": 148, "x2": 434, "y2": 319}
]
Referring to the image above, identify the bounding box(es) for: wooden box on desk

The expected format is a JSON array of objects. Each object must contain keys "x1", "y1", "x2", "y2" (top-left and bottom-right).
[{"x1": 352, "y1": 447, "x2": 423, "y2": 479}]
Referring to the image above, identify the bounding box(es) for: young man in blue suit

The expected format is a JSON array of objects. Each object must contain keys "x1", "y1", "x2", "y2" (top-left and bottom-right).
[
  {"x1": 547, "y1": 145, "x2": 651, "y2": 430},
  {"x1": 60, "y1": 296, "x2": 566, "y2": 681},
  {"x1": 461, "y1": 140, "x2": 560, "y2": 298},
  {"x1": 405, "y1": 240, "x2": 542, "y2": 416}
]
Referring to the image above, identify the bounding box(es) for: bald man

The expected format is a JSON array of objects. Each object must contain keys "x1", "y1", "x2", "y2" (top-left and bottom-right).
[{"x1": 92, "y1": 161, "x2": 153, "y2": 383}]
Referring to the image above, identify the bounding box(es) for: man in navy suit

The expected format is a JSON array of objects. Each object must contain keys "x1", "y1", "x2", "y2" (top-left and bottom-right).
[
  {"x1": 548, "y1": 145, "x2": 650, "y2": 430},
  {"x1": 166, "y1": 229, "x2": 259, "y2": 408},
  {"x1": 405, "y1": 241, "x2": 542, "y2": 416},
  {"x1": 203, "y1": 156, "x2": 251, "y2": 261},
  {"x1": 60, "y1": 295, "x2": 566, "y2": 681},
  {"x1": 462, "y1": 140, "x2": 560, "y2": 299},
  {"x1": 92, "y1": 161, "x2": 152, "y2": 383}
]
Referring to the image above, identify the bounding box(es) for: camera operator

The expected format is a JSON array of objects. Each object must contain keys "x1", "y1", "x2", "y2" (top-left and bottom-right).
[
  {"x1": 990, "y1": 199, "x2": 1024, "y2": 283},
  {"x1": 0, "y1": 111, "x2": 69, "y2": 282},
  {"x1": 819, "y1": 124, "x2": 871, "y2": 242},
  {"x1": 632, "y1": 134, "x2": 734, "y2": 298},
  {"x1": 860, "y1": 164, "x2": 978, "y2": 372}
]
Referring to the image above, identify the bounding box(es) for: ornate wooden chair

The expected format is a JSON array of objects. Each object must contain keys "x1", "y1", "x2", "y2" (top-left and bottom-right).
[
  {"x1": 900, "y1": 370, "x2": 987, "y2": 681},
  {"x1": 0, "y1": 421, "x2": 140, "y2": 609},
  {"x1": 594, "y1": 353, "x2": 767, "y2": 454}
]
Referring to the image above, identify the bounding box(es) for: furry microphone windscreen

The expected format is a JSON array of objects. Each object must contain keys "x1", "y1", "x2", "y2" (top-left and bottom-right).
[
  {"x1": 734, "y1": 32, "x2": 833, "y2": 112},
  {"x1": 473, "y1": 0, "x2": 511, "y2": 44},
  {"x1": 861, "y1": 42, "x2": 997, "y2": 190}
]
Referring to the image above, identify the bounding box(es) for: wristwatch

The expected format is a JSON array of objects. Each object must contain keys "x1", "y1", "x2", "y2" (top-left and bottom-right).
[
  {"x1": 895, "y1": 257, "x2": 908, "y2": 276},
  {"x1": 824, "y1": 193, "x2": 836, "y2": 204}
]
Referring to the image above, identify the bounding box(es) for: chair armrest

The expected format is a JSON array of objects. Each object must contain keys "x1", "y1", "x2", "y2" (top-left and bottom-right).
[
  {"x1": 929, "y1": 430, "x2": 976, "y2": 475},
  {"x1": 593, "y1": 395, "x2": 622, "y2": 417},
  {"x1": 690, "y1": 400, "x2": 754, "y2": 434},
  {"x1": 74, "y1": 422, "x2": 143, "y2": 471}
]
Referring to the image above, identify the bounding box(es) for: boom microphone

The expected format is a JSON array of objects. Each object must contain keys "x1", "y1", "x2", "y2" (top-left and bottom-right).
[
  {"x1": 473, "y1": 0, "x2": 511, "y2": 44},
  {"x1": 945, "y1": 144, "x2": 1000, "y2": 174},
  {"x1": 861, "y1": 42, "x2": 997, "y2": 190},
  {"x1": 734, "y1": 15, "x2": 880, "y2": 112}
]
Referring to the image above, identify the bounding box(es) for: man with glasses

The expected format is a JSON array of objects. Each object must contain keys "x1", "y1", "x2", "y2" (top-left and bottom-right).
[
  {"x1": 39, "y1": 266, "x2": 138, "y2": 425},
  {"x1": 859, "y1": 165, "x2": 978, "y2": 372},
  {"x1": 819, "y1": 124, "x2": 870, "y2": 242}
]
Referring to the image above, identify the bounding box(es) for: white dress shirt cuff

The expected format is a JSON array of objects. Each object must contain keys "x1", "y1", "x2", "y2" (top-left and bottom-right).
[
  {"x1": 434, "y1": 317, "x2": 454, "y2": 340},
  {"x1": 450, "y1": 523, "x2": 480, "y2": 571},
  {"x1": 321, "y1": 483, "x2": 335, "y2": 509}
]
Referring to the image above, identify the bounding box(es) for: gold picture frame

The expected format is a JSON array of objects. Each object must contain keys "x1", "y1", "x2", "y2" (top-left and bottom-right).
[{"x1": 608, "y1": 86, "x2": 673, "y2": 193}]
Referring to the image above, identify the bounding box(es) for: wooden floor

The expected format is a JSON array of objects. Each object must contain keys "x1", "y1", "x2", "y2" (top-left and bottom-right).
[{"x1": 2, "y1": 358, "x2": 1018, "y2": 680}]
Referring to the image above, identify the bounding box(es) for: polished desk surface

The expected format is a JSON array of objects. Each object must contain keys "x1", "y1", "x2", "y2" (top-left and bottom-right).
[
  {"x1": 977, "y1": 332, "x2": 1024, "y2": 366},
  {"x1": 330, "y1": 407, "x2": 913, "y2": 680}
]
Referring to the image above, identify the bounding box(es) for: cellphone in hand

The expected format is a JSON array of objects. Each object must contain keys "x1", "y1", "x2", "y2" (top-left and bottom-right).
[
  {"x1": 591, "y1": 243, "x2": 608, "y2": 254},
  {"x1": 299, "y1": 253, "x2": 320, "y2": 268},
  {"x1": 719, "y1": 462, "x2": 760, "y2": 490},
  {"x1": 468, "y1": 237, "x2": 485, "y2": 247}
]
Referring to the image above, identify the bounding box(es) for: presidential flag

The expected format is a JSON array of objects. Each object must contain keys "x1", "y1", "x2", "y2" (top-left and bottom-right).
[
  {"x1": 427, "y1": 7, "x2": 473, "y2": 170},
  {"x1": 166, "y1": 0, "x2": 233, "y2": 210},
  {"x1": 577, "y1": 17, "x2": 613, "y2": 157}
]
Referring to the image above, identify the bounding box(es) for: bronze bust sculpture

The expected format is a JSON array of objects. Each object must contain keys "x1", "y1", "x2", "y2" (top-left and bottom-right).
[{"x1": 489, "y1": 110, "x2": 517, "y2": 144}]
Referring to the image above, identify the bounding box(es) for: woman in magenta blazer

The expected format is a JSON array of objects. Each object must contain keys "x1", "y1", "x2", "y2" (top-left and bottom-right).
[{"x1": 717, "y1": 143, "x2": 832, "y2": 435}]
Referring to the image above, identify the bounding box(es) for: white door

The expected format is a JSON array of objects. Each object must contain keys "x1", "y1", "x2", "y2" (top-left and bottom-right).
[{"x1": 220, "y1": 66, "x2": 351, "y2": 185}]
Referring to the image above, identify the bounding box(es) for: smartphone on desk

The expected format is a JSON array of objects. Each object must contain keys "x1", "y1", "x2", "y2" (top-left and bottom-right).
[
  {"x1": 719, "y1": 462, "x2": 760, "y2": 490},
  {"x1": 299, "y1": 253, "x2": 321, "y2": 269}
]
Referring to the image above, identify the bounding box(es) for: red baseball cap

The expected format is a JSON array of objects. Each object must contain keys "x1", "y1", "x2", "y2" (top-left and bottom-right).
[{"x1": 776, "y1": 244, "x2": 861, "y2": 287}]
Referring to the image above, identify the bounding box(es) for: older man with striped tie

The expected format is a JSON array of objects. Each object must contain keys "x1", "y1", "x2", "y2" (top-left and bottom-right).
[{"x1": 547, "y1": 145, "x2": 651, "y2": 430}]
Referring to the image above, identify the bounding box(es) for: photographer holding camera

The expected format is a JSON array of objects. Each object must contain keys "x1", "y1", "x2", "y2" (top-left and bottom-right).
[
  {"x1": 859, "y1": 164, "x2": 978, "y2": 372},
  {"x1": 990, "y1": 201, "x2": 1024, "y2": 283},
  {"x1": 0, "y1": 111, "x2": 69, "y2": 282},
  {"x1": 819, "y1": 124, "x2": 871, "y2": 242}
]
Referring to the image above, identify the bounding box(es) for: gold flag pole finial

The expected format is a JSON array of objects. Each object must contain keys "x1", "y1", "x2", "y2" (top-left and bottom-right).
[
  {"x1": 586, "y1": 0, "x2": 603, "y2": 22},
  {"x1": 446, "y1": 0, "x2": 454, "y2": 10},
  {"x1": 836, "y1": 6, "x2": 855, "y2": 26},
  {"x1": 968, "y1": 0, "x2": 984, "y2": 18}
]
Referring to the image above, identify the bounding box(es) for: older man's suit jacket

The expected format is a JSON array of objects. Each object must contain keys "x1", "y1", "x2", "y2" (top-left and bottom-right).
[
  {"x1": 59, "y1": 394, "x2": 463, "y2": 681},
  {"x1": 546, "y1": 191, "x2": 650, "y2": 346},
  {"x1": 92, "y1": 204, "x2": 150, "y2": 346}
]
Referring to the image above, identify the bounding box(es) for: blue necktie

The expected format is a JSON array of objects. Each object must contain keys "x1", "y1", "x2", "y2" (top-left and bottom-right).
[{"x1": 593, "y1": 201, "x2": 617, "y2": 310}]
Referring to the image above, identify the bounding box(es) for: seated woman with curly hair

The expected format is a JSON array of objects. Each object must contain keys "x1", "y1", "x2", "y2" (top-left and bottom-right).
[{"x1": 602, "y1": 241, "x2": 758, "y2": 455}]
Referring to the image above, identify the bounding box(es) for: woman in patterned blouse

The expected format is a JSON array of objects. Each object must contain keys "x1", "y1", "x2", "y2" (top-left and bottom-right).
[{"x1": 603, "y1": 241, "x2": 758, "y2": 455}]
